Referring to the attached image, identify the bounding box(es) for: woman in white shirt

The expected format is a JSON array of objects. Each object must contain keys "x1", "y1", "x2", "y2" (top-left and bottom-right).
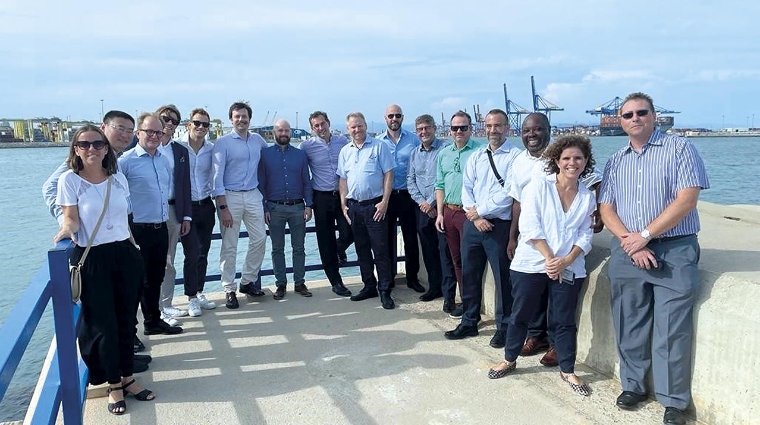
[
  {"x1": 54, "y1": 125, "x2": 154, "y2": 415},
  {"x1": 487, "y1": 136, "x2": 596, "y2": 397}
]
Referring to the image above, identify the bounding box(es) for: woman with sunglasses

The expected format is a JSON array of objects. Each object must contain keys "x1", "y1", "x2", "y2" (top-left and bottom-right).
[
  {"x1": 487, "y1": 136, "x2": 596, "y2": 397},
  {"x1": 53, "y1": 125, "x2": 154, "y2": 415}
]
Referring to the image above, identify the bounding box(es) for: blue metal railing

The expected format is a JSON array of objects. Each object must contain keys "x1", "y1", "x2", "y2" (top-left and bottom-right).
[{"x1": 0, "y1": 224, "x2": 406, "y2": 424}]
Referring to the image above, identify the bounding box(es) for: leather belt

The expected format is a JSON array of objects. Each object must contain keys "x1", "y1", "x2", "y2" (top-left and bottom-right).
[
  {"x1": 445, "y1": 204, "x2": 463, "y2": 211},
  {"x1": 132, "y1": 222, "x2": 166, "y2": 229},
  {"x1": 191, "y1": 197, "x2": 213, "y2": 206},
  {"x1": 314, "y1": 190, "x2": 340, "y2": 197},
  {"x1": 391, "y1": 189, "x2": 409, "y2": 195},
  {"x1": 269, "y1": 199, "x2": 304, "y2": 205},
  {"x1": 347, "y1": 197, "x2": 382, "y2": 206},
  {"x1": 167, "y1": 199, "x2": 175, "y2": 205},
  {"x1": 227, "y1": 188, "x2": 254, "y2": 192},
  {"x1": 650, "y1": 234, "x2": 694, "y2": 244}
]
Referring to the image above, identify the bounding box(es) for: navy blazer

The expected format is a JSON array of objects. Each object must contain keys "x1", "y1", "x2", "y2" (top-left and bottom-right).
[{"x1": 171, "y1": 142, "x2": 192, "y2": 222}]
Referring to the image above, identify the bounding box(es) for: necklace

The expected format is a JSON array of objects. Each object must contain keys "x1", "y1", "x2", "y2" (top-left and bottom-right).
[{"x1": 91, "y1": 179, "x2": 113, "y2": 230}]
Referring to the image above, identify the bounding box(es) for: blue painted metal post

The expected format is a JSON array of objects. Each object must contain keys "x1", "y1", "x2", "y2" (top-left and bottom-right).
[{"x1": 49, "y1": 242, "x2": 83, "y2": 425}]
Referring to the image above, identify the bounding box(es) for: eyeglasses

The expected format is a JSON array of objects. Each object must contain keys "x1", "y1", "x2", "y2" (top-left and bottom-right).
[
  {"x1": 387, "y1": 113, "x2": 402, "y2": 119},
  {"x1": 108, "y1": 123, "x2": 134, "y2": 134},
  {"x1": 621, "y1": 109, "x2": 650, "y2": 120},
  {"x1": 138, "y1": 129, "x2": 165, "y2": 138},
  {"x1": 192, "y1": 120, "x2": 211, "y2": 128},
  {"x1": 161, "y1": 115, "x2": 180, "y2": 126},
  {"x1": 76, "y1": 140, "x2": 106, "y2": 150},
  {"x1": 416, "y1": 125, "x2": 434, "y2": 133},
  {"x1": 453, "y1": 157, "x2": 461, "y2": 173},
  {"x1": 451, "y1": 125, "x2": 470, "y2": 133}
]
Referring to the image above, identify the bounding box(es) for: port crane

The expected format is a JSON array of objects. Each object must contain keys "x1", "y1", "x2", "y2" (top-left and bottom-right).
[
  {"x1": 503, "y1": 83, "x2": 530, "y2": 133},
  {"x1": 531, "y1": 76, "x2": 563, "y2": 123}
]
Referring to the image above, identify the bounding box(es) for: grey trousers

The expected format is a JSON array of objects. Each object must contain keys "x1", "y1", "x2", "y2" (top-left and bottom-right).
[{"x1": 608, "y1": 235, "x2": 700, "y2": 410}]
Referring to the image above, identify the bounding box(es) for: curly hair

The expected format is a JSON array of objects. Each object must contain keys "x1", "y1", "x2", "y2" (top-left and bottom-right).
[{"x1": 542, "y1": 135, "x2": 595, "y2": 178}]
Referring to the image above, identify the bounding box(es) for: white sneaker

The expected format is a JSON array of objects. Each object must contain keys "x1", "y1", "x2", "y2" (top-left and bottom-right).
[
  {"x1": 188, "y1": 298, "x2": 203, "y2": 317},
  {"x1": 160, "y1": 311, "x2": 180, "y2": 327},
  {"x1": 197, "y1": 293, "x2": 217, "y2": 310},
  {"x1": 164, "y1": 306, "x2": 188, "y2": 318}
]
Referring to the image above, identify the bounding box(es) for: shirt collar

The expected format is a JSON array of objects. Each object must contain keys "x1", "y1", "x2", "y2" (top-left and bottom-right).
[
  {"x1": 419, "y1": 138, "x2": 442, "y2": 152},
  {"x1": 135, "y1": 143, "x2": 160, "y2": 157},
  {"x1": 624, "y1": 129, "x2": 663, "y2": 153}
]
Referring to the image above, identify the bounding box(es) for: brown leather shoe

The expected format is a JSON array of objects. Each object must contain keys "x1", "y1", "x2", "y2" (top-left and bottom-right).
[
  {"x1": 521, "y1": 337, "x2": 550, "y2": 356},
  {"x1": 294, "y1": 284, "x2": 312, "y2": 297},
  {"x1": 273, "y1": 286, "x2": 286, "y2": 300},
  {"x1": 540, "y1": 347, "x2": 558, "y2": 367}
]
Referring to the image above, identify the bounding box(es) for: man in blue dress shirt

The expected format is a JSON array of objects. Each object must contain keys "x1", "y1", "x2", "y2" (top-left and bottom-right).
[
  {"x1": 119, "y1": 113, "x2": 183, "y2": 336},
  {"x1": 300, "y1": 111, "x2": 354, "y2": 296},
  {"x1": 259, "y1": 119, "x2": 314, "y2": 300},
  {"x1": 377, "y1": 104, "x2": 425, "y2": 294},
  {"x1": 212, "y1": 101, "x2": 268, "y2": 309},
  {"x1": 337, "y1": 112, "x2": 396, "y2": 309}
]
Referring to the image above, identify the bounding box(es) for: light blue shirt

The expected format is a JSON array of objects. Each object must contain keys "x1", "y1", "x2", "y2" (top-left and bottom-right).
[
  {"x1": 407, "y1": 138, "x2": 450, "y2": 206},
  {"x1": 599, "y1": 130, "x2": 709, "y2": 237},
  {"x1": 212, "y1": 131, "x2": 267, "y2": 196},
  {"x1": 461, "y1": 141, "x2": 520, "y2": 220},
  {"x1": 299, "y1": 134, "x2": 348, "y2": 191},
  {"x1": 336, "y1": 137, "x2": 395, "y2": 201},
  {"x1": 377, "y1": 128, "x2": 420, "y2": 190},
  {"x1": 42, "y1": 160, "x2": 70, "y2": 223},
  {"x1": 118, "y1": 144, "x2": 171, "y2": 223}
]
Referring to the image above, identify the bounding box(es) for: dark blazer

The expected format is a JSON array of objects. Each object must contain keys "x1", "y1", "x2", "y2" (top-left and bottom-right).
[{"x1": 171, "y1": 142, "x2": 192, "y2": 222}]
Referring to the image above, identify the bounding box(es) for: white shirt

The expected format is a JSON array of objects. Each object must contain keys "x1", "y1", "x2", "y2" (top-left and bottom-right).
[
  {"x1": 509, "y1": 149, "x2": 602, "y2": 203},
  {"x1": 180, "y1": 135, "x2": 214, "y2": 201},
  {"x1": 56, "y1": 171, "x2": 132, "y2": 247},
  {"x1": 510, "y1": 178, "x2": 596, "y2": 278}
]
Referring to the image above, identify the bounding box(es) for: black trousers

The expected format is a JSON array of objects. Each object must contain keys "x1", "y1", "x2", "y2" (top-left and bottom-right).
[
  {"x1": 416, "y1": 209, "x2": 456, "y2": 299},
  {"x1": 180, "y1": 199, "x2": 215, "y2": 295},
  {"x1": 131, "y1": 222, "x2": 169, "y2": 326},
  {"x1": 386, "y1": 190, "x2": 420, "y2": 283},
  {"x1": 75, "y1": 240, "x2": 143, "y2": 385},
  {"x1": 348, "y1": 200, "x2": 393, "y2": 291},
  {"x1": 526, "y1": 286, "x2": 550, "y2": 340},
  {"x1": 312, "y1": 190, "x2": 354, "y2": 286}
]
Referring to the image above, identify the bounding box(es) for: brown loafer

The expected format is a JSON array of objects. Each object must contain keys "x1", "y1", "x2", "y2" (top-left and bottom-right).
[
  {"x1": 521, "y1": 337, "x2": 550, "y2": 356},
  {"x1": 294, "y1": 284, "x2": 312, "y2": 297},
  {"x1": 540, "y1": 347, "x2": 558, "y2": 367}
]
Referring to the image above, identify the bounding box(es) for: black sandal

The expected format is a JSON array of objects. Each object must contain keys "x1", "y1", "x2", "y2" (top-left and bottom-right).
[
  {"x1": 123, "y1": 378, "x2": 155, "y2": 401},
  {"x1": 106, "y1": 385, "x2": 126, "y2": 415}
]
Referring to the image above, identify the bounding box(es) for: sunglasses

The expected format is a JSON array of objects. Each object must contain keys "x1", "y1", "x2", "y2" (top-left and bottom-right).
[
  {"x1": 451, "y1": 125, "x2": 470, "y2": 132},
  {"x1": 192, "y1": 120, "x2": 211, "y2": 128},
  {"x1": 138, "y1": 129, "x2": 165, "y2": 138},
  {"x1": 76, "y1": 140, "x2": 106, "y2": 150},
  {"x1": 161, "y1": 115, "x2": 180, "y2": 126},
  {"x1": 387, "y1": 113, "x2": 402, "y2": 119},
  {"x1": 621, "y1": 109, "x2": 650, "y2": 120},
  {"x1": 453, "y1": 157, "x2": 461, "y2": 173},
  {"x1": 416, "y1": 125, "x2": 434, "y2": 133}
]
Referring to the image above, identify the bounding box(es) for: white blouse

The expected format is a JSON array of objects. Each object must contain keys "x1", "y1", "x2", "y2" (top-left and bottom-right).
[
  {"x1": 56, "y1": 171, "x2": 131, "y2": 247},
  {"x1": 510, "y1": 178, "x2": 596, "y2": 278}
]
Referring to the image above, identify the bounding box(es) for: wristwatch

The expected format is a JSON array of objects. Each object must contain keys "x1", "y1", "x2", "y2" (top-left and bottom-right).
[
  {"x1": 218, "y1": 204, "x2": 228, "y2": 210},
  {"x1": 640, "y1": 229, "x2": 651, "y2": 240}
]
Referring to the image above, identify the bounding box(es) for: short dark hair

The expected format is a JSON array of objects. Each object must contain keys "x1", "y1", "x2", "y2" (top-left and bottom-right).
[
  {"x1": 486, "y1": 109, "x2": 508, "y2": 122},
  {"x1": 67, "y1": 125, "x2": 118, "y2": 175},
  {"x1": 156, "y1": 104, "x2": 181, "y2": 121},
  {"x1": 622, "y1": 92, "x2": 655, "y2": 112},
  {"x1": 229, "y1": 101, "x2": 252, "y2": 120},
  {"x1": 103, "y1": 110, "x2": 135, "y2": 126},
  {"x1": 450, "y1": 110, "x2": 472, "y2": 125},
  {"x1": 542, "y1": 135, "x2": 595, "y2": 178},
  {"x1": 309, "y1": 111, "x2": 330, "y2": 125},
  {"x1": 523, "y1": 112, "x2": 550, "y2": 129},
  {"x1": 415, "y1": 114, "x2": 436, "y2": 127},
  {"x1": 188, "y1": 108, "x2": 210, "y2": 120}
]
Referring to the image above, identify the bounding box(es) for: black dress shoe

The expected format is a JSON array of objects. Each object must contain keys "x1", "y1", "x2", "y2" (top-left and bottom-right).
[
  {"x1": 663, "y1": 407, "x2": 686, "y2": 425},
  {"x1": 350, "y1": 287, "x2": 378, "y2": 302},
  {"x1": 332, "y1": 283, "x2": 352, "y2": 297},
  {"x1": 225, "y1": 292, "x2": 239, "y2": 309},
  {"x1": 273, "y1": 286, "x2": 286, "y2": 300},
  {"x1": 444, "y1": 323, "x2": 478, "y2": 340},
  {"x1": 239, "y1": 283, "x2": 265, "y2": 297},
  {"x1": 380, "y1": 291, "x2": 395, "y2": 310},
  {"x1": 132, "y1": 360, "x2": 149, "y2": 373},
  {"x1": 419, "y1": 291, "x2": 443, "y2": 302},
  {"x1": 489, "y1": 330, "x2": 506, "y2": 348},
  {"x1": 133, "y1": 336, "x2": 146, "y2": 353},
  {"x1": 144, "y1": 320, "x2": 183, "y2": 335},
  {"x1": 615, "y1": 391, "x2": 648, "y2": 410},
  {"x1": 406, "y1": 281, "x2": 425, "y2": 293},
  {"x1": 134, "y1": 354, "x2": 152, "y2": 364},
  {"x1": 337, "y1": 250, "x2": 348, "y2": 266}
]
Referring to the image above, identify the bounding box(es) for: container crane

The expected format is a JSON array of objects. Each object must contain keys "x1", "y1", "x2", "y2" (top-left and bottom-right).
[
  {"x1": 503, "y1": 83, "x2": 530, "y2": 133},
  {"x1": 531, "y1": 76, "x2": 563, "y2": 123}
]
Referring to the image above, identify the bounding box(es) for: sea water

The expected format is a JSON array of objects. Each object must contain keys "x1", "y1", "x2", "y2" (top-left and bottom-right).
[{"x1": 0, "y1": 136, "x2": 757, "y2": 421}]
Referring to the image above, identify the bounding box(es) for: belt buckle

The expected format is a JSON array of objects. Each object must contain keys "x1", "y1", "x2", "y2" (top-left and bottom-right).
[{"x1": 153, "y1": 223, "x2": 163, "y2": 229}]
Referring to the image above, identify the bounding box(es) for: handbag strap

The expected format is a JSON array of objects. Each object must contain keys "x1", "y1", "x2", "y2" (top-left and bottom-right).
[
  {"x1": 486, "y1": 149, "x2": 505, "y2": 187},
  {"x1": 77, "y1": 177, "x2": 111, "y2": 267}
]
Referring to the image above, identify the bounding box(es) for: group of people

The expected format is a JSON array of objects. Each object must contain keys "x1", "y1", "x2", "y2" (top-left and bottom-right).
[{"x1": 43, "y1": 93, "x2": 708, "y2": 425}]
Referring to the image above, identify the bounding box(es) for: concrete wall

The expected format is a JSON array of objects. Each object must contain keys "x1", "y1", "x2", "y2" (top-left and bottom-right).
[{"x1": 402, "y1": 202, "x2": 760, "y2": 425}]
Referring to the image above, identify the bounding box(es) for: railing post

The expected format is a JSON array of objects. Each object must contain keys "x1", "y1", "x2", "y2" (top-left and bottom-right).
[{"x1": 48, "y1": 242, "x2": 83, "y2": 425}]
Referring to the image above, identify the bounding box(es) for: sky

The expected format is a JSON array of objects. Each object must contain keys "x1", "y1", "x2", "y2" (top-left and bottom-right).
[{"x1": 1, "y1": 0, "x2": 758, "y2": 131}]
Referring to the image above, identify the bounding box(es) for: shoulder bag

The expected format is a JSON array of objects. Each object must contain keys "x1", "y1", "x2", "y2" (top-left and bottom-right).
[{"x1": 70, "y1": 177, "x2": 111, "y2": 303}]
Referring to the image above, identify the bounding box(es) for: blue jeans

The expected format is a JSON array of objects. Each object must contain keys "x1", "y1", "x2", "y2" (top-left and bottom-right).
[{"x1": 267, "y1": 202, "x2": 306, "y2": 287}]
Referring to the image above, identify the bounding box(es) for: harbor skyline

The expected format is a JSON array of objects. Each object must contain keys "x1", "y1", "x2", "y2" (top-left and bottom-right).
[{"x1": 1, "y1": 0, "x2": 757, "y2": 129}]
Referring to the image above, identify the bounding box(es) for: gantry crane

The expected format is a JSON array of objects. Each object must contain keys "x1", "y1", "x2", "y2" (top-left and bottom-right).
[
  {"x1": 503, "y1": 83, "x2": 530, "y2": 133},
  {"x1": 531, "y1": 76, "x2": 563, "y2": 123}
]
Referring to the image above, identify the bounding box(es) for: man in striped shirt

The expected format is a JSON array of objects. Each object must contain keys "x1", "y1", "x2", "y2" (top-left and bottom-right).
[{"x1": 599, "y1": 92, "x2": 709, "y2": 425}]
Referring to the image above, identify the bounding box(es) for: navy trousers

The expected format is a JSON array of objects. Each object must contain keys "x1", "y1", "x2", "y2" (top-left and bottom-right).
[
  {"x1": 348, "y1": 200, "x2": 393, "y2": 291},
  {"x1": 416, "y1": 208, "x2": 456, "y2": 299}
]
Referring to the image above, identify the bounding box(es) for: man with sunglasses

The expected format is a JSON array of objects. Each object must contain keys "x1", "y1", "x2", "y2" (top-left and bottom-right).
[
  {"x1": 434, "y1": 110, "x2": 482, "y2": 318},
  {"x1": 444, "y1": 109, "x2": 519, "y2": 346},
  {"x1": 154, "y1": 105, "x2": 195, "y2": 324},
  {"x1": 599, "y1": 92, "x2": 709, "y2": 425},
  {"x1": 377, "y1": 105, "x2": 424, "y2": 294},
  {"x1": 119, "y1": 113, "x2": 183, "y2": 336},
  {"x1": 212, "y1": 101, "x2": 268, "y2": 309}
]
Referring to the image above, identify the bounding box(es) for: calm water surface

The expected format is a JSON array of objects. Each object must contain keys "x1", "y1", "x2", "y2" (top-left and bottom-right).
[{"x1": 0, "y1": 136, "x2": 757, "y2": 420}]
